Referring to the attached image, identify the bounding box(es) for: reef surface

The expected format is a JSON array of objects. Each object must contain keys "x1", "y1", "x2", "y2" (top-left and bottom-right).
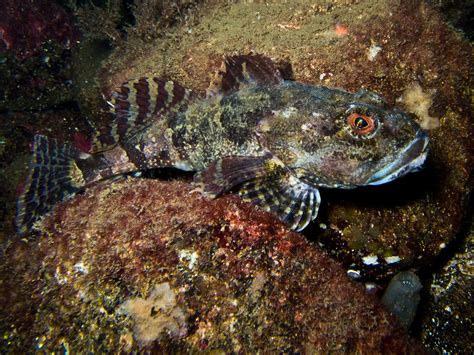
[
  {"x1": 0, "y1": 179, "x2": 423, "y2": 352},
  {"x1": 419, "y1": 221, "x2": 473, "y2": 353}
]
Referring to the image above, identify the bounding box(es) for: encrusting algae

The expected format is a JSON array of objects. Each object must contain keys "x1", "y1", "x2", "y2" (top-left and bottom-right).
[
  {"x1": 399, "y1": 82, "x2": 439, "y2": 130},
  {"x1": 118, "y1": 282, "x2": 187, "y2": 348}
]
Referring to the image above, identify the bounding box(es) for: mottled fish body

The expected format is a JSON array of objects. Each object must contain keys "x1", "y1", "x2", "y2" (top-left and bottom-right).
[{"x1": 16, "y1": 55, "x2": 429, "y2": 234}]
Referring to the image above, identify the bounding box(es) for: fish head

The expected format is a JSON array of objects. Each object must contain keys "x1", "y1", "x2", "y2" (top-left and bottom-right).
[{"x1": 261, "y1": 87, "x2": 429, "y2": 188}]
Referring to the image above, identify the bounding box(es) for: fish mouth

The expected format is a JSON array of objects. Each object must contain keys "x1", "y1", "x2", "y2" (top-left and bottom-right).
[{"x1": 367, "y1": 129, "x2": 429, "y2": 185}]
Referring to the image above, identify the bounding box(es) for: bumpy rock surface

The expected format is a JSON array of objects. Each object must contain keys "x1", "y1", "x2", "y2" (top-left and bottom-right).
[
  {"x1": 95, "y1": 0, "x2": 472, "y2": 279},
  {"x1": 420, "y1": 224, "x2": 474, "y2": 353},
  {"x1": 0, "y1": 179, "x2": 423, "y2": 352},
  {"x1": 0, "y1": 0, "x2": 471, "y2": 352}
]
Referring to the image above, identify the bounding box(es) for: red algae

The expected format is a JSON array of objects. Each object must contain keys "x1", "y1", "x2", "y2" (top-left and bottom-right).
[
  {"x1": 0, "y1": 0, "x2": 78, "y2": 111},
  {"x1": 0, "y1": 0, "x2": 471, "y2": 352},
  {"x1": 0, "y1": 0, "x2": 75, "y2": 60}
]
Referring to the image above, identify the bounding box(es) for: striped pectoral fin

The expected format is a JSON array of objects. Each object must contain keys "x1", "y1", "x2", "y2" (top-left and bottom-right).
[
  {"x1": 238, "y1": 174, "x2": 321, "y2": 232},
  {"x1": 16, "y1": 135, "x2": 86, "y2": 234},
  {"x1": 193, "y1": 154, "x2": 284, "y2": 198},
  {"x1": 93, "y1": 77, "x2": 195, "y2": 153}
]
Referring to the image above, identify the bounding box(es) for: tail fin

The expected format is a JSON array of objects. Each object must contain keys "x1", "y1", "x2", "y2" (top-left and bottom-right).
[{"x1": 16, "y1": 135, "x2": 86, "y2": 234}]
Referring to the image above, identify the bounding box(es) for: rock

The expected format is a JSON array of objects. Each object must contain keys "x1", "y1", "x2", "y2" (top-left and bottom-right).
[
  {"x1": 0, "y1": 0, "x2": 78, "y2": 110},
  {"x1": 0, "y1": 0, "x2": 471, "y2": 351},
  {"x1": 420, "y1": 225, "x2": 474, "y2": 353},
  {"x1": 95, "y1": 0, "x2": 472, "y2": 279},
  {"x1": 426, "y1": 0, "x2": 474, "y2": 40},
  {"x1": 382, "y1": 271, "x2": 423, "y2": 329},
  {"x1": 0, "y1": 179, "x2": 424, "y2": 352}
]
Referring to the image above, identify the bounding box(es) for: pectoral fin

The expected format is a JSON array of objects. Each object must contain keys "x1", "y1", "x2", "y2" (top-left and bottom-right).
[
  {"x1": 193, "y1": 154, "x2": 285, "y2": 197},
  {"x1": 194, "y1": 155, "x2": 320, "y2": 231},
  {"x1": 238, "y1": 174, "x2": 320, "y2": 231}
]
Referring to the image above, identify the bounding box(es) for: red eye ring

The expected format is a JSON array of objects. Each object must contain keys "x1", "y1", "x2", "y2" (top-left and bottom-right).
[{"x1": 347, "y1": 113, "x2": 375, "y2": 135}]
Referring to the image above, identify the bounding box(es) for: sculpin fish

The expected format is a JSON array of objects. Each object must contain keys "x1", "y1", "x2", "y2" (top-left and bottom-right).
[{"x1": 16, "y1": 55, "x2": 429, "y2": 233}]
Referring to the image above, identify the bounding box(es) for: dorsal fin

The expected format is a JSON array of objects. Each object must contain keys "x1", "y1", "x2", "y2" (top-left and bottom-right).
[
  {"x1": 207, "y1": 54, "x2": 284, "y2": 98},
  {"x1": 92, "y1": 77, "x2": 195, "y2": 152}
]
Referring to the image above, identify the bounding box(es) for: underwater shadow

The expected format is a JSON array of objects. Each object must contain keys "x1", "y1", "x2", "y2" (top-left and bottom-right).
[{"x1": 320, "y1": 156, "x2": 443, "y2": 209}]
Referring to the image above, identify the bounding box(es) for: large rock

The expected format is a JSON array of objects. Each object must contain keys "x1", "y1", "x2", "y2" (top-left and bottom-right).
[
  {"x1": 0, "y1": 0, "x2": 471, "y2": 351},
  {"x1": 0, "y1": 179, "x2": 423, "y2": 352}
]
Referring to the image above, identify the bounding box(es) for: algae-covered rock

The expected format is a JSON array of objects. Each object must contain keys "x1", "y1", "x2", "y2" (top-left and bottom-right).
[
  {"x1": 92, "y1": 0, "x2": 472, "y2": 279},
  {"x1": 0, "y1": 0, "x2": 471, "y2": 350},
  {"x1": 0, "y1": 0, "x2": 78, "y2": 111},
  {"x1": 0, "y1": 179, "x2": 424, "y2": 352},
  {"x1": 420, "y1": 224, "x2": 474, "y2": 353}
]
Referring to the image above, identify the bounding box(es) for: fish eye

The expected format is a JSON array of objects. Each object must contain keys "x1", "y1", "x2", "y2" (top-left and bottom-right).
[{"x1": 347, "y1": 112, "x2": 375, "y2": 135}]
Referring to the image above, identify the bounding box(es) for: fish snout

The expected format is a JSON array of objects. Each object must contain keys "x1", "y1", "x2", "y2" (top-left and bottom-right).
[
  {"x1": 410, "y1": 129, "x2": 429, "y2": 171},
  {"x1": 367, "y1": 128, "x2": 429, "y2": 185}
]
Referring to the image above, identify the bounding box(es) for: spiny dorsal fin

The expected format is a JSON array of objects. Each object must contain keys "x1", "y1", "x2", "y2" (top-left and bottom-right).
[
  {"x1": 207, "y1": 54, "x2": 284, "y2": 98},
  {"x1": 238, "y1": 174, "x2": 321, "y2": 232},
  {"x1": 92, "y1": 77, "x2": 195, "y2": 152}
]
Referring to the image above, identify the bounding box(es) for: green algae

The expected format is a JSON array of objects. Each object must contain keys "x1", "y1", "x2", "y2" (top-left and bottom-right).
[{"x1": 100, "y1": 1, "x2": 390, "y2": 91}]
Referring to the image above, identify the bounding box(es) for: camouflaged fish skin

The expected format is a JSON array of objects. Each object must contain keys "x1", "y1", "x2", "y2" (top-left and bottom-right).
[
  {"x1": 116, "y1": 83, "x2": 424, "y2": 175},
  {"x1": 16, "y1": 55, "x2": 428, "y2": 233},
  {"x1": 250, "y1": 83, "x2": 428, "y2": 188}
]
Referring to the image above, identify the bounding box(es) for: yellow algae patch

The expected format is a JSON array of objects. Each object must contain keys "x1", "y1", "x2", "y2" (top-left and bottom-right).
[
  {"x1": 119, "y1": 282, "x2": 187, "y2": 347},
  {"x1": 400, "y1": 82, "x2": 439, "y2": 130}
]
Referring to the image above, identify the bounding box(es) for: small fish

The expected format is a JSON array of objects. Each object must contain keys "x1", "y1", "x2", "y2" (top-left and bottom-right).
[{"x1": 16, "y1": 55, "x2": 429, "y2": 233}]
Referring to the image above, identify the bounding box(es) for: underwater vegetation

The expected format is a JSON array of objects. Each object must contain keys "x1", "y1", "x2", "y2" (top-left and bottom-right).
[{"x1": 0, "y1": 0, "x2": 472, "y2": 352}]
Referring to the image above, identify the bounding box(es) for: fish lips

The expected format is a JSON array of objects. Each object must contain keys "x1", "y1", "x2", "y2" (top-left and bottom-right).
[{"x1": 367, "y1": 129, "x2": 429, "y2": 186}]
